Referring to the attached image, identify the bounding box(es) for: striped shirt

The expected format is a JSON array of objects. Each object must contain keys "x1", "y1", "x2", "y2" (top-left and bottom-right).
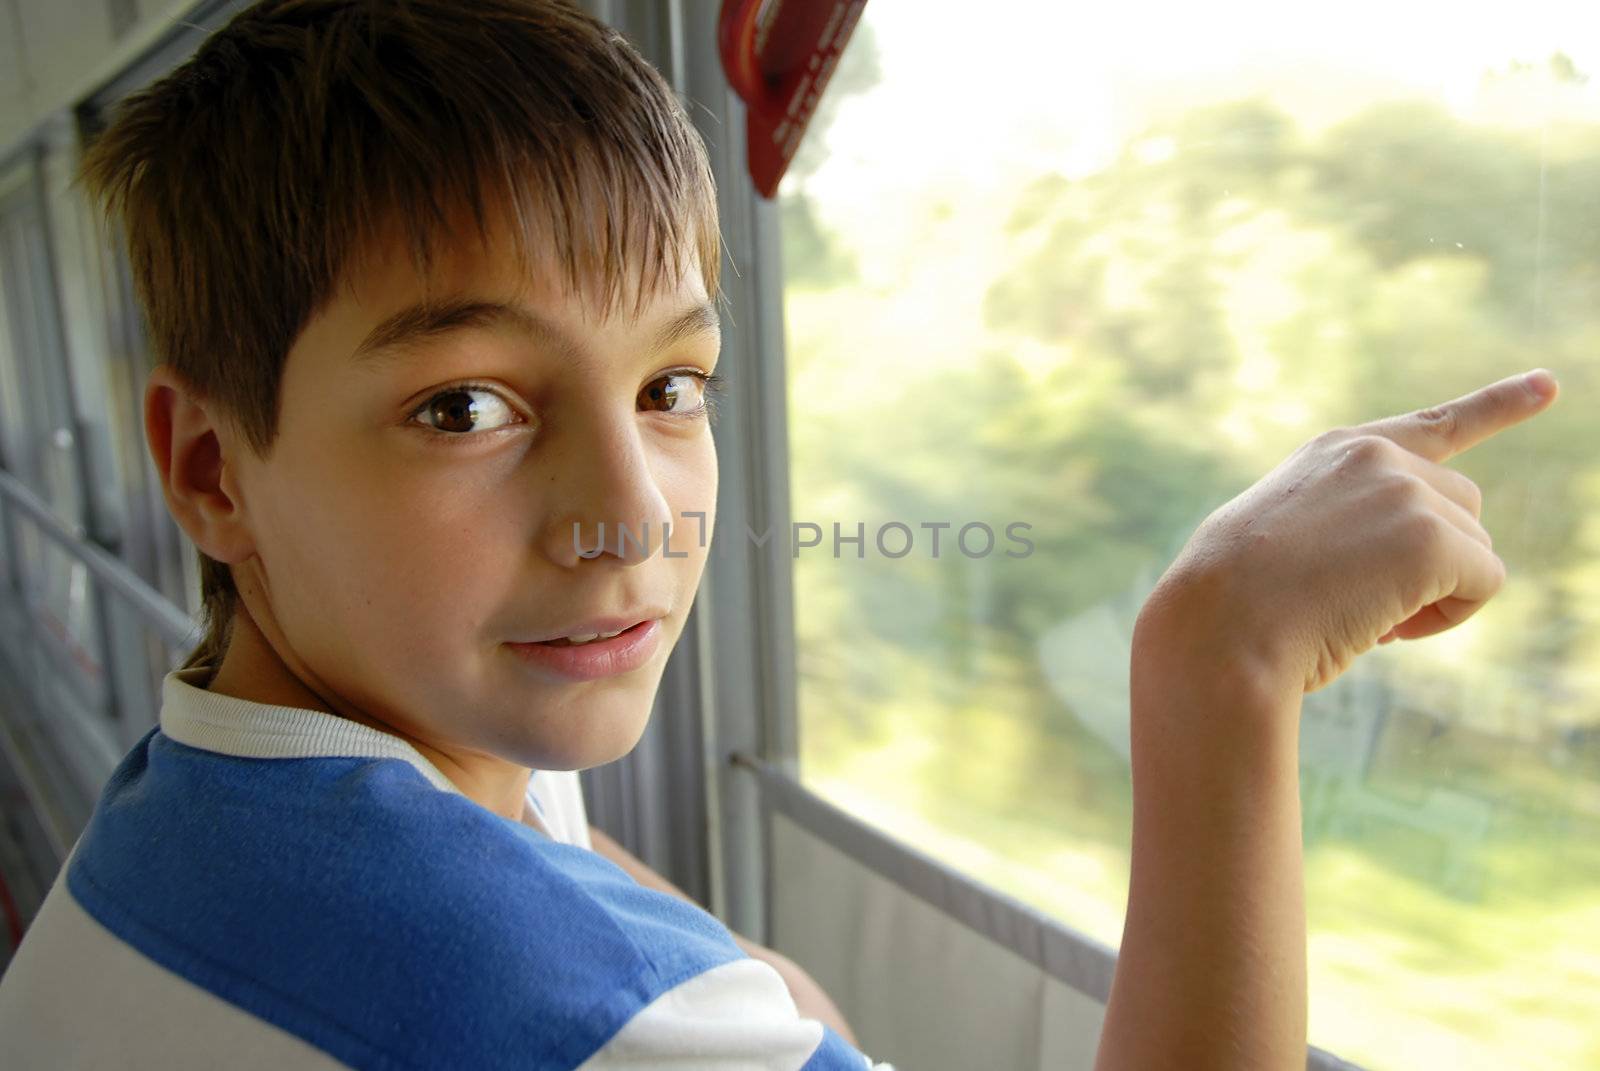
[{"x1": 0, "y1": 669, "x2": 889, "y2": 1069}]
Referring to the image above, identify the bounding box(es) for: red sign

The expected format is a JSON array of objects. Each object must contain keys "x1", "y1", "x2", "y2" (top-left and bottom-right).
[{"x1": 718, "y1": 0, "x2": 868, "y2": 198}]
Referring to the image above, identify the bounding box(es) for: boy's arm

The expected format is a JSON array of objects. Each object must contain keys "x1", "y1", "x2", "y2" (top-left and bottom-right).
[
  {"x1": 586, "y1": 824, "x2": 861, "y2": 1047},
  {"x1": 1096, "y1": 370, "x2": 1558, "y2": 1069},
  {"x1": 1098, "y1": 591, "x2": 1307, "y2": 1068}
]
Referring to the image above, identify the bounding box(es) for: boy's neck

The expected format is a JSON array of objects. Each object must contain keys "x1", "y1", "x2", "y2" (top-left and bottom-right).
[{"x1": 205, "y1": 609, "x2": 534, "y2": 823}]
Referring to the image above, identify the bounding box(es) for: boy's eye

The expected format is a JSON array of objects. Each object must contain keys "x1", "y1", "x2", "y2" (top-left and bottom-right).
[
  {"x1": 638, "y1": 373, "x2": 707, "y2": 414},
  {"x1": 412, "y1": 388, "x2": 521, "y2": 434}
]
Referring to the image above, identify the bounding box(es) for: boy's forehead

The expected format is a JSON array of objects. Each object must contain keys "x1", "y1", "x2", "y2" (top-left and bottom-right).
[
  {"x1": 302, "y1": 209, "x2": 715, "y2": 371},
  {"x1": 334, "y1": 208, "x2": 711, "y2": 339}
]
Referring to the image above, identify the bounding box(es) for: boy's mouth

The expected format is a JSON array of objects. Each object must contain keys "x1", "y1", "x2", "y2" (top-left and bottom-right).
[
  {"x1": 525, "y1": 616, "x2": 657, "y2": 646},
  {"x1": 540, "y1": 625, "x2": 633, "y2": 647},
  {"x1": 507, "y1": 619, "x2": 663, "y2": 681}
]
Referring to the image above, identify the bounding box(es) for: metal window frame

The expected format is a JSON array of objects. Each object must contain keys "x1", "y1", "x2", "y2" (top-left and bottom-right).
[
  {"x1": 570, "y1": 0, "x2": 801, "y2": 939},
  {"x1": 666, "y1": 0, "x2": 802, "y2": 941},
  {"x1": 0, "y1": 467, "x2": 198, "y2": 862},
  {"x1": 0, "y1": 148, "x2": 124, "y2": 723}
]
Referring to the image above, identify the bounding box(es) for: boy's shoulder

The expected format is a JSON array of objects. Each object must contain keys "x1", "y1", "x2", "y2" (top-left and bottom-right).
[{"x1": 59, "y1": 728, "x2": 744, "y2": 1069}]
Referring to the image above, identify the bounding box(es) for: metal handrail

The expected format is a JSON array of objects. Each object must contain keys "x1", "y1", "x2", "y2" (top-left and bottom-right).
[{"x1": 0, "y1": 468, "x2": 196, "y2": 649}]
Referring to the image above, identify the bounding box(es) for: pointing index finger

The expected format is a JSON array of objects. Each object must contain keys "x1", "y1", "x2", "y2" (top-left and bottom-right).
[{"x1": 1359, "y1": 369, "x2": 1560, "y2": 463}]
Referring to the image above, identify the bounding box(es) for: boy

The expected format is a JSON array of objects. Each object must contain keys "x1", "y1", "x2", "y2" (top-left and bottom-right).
[
  {"x1": 1, "y1": 1, "x2": 864, "y2": 1065},
  {"x1": 0, "y1": 0, "x2": 1560, "y2": 1068}
]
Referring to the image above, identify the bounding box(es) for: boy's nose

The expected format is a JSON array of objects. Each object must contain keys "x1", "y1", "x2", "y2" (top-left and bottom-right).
[{"x1": 536, "y1": 423, "x2": 675, "y2": 568}]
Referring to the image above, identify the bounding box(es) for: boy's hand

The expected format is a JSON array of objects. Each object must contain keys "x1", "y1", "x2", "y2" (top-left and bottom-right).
[
  {"x1": 1098, "y1": 369, "x2": 1559, "y2": 1071},
  {"x1": 1146, "y1": 368, "x2": 1560, "y2": 697}
]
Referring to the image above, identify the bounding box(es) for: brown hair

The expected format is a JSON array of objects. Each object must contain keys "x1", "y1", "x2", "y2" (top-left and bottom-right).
[{"x1": 78, "y1": 0, "x2": 720, "y2": 672}]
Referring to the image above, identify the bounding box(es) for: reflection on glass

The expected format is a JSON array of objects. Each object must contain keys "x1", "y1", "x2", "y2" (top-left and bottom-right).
[{"x1": 783, "y1": 4, "x2": 1600, "y2": 1069}]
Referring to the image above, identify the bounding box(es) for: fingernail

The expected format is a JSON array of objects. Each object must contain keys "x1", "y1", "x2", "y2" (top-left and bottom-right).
[{"x1": 1524, "y1": 368, "x2": 1557, "y2": 400}]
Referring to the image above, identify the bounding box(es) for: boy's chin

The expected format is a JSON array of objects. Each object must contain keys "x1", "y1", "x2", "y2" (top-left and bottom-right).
[{"x1": 516, "y1": 707, "x2": 654, "y2": 773}]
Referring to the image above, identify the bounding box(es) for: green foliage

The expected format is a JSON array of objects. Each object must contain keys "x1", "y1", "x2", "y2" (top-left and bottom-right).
[
  {"x1": 784, "y1": 62, "x2": 1600, "y2": 1071},
  {"x1": 779, "y1": 193, "x2": 857, "y2": 288}
]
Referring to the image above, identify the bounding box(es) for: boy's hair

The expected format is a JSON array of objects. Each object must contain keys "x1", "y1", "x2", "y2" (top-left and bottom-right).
[{"x1": 79, "y1": 0, "x2": 720, "y2": 672}]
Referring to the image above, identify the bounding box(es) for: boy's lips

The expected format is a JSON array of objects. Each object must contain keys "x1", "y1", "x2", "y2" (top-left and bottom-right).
[
  {"x1": 517, "y1": 610, "x2": 668, "y2": 644},
  {"x1": 505, "y1": 618, "x2": 663, "y2": 681}
]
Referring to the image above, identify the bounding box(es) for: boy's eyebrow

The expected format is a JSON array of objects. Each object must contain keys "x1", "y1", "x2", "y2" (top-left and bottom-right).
[{"x1": 350, "y1": 298, "x2": 721, "y2": 366}]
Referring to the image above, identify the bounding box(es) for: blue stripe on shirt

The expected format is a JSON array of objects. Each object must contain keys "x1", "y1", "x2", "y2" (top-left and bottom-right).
[
  {"x1": 67, "y1": 728, "x2": 745, "y2": 1070},
  {"x1": 805, "y1": 1026, "x2": 871, "y2": 1069}
]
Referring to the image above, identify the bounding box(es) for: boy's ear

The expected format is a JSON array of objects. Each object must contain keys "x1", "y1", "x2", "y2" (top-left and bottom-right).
[{"x1": 144, "y1": 365, "x2": 256, "y2": 565}]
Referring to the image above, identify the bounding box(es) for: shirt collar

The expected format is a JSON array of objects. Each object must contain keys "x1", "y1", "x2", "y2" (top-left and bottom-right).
[{"x1": 158, "y1": 667, "x2": 553, "y2": 836}]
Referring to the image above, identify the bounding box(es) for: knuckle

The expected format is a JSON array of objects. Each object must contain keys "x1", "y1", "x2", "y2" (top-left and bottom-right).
[
  {"x1": 1309, "y1": 425, "x2": 1356, "y2": 452},
  {"x1": 1400, "y1": 509, "x2": 1450, "y2": 557},
  {"x1": 1378, "y1": 470, "x2": 1428, "y2": 506},
  {"x1": 1412, "y1": 404, "x2": 1460, "y2": 439},
  {"x1": 1343, "y1": 434, "x2": 1396, "y2": 467}
]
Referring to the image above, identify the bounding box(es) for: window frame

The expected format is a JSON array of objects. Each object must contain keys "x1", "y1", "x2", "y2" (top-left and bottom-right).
[{"x1": 571, "y1": 0, "x2": 803, "y2": 940}]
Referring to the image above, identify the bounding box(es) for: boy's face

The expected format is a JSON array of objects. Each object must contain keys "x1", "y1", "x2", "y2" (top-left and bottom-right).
[{"x1": 229, "y1": 219, "x2": 719, "y2": 771}]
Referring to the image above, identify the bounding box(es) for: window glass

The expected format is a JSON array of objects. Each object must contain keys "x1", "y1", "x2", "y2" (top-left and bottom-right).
[
  {"x1": 782, "y1": 4, "x2": 1600, "y2": 1068},
  {"x1": 0, "y1": 177, "x2": 106, "y2": 698}
]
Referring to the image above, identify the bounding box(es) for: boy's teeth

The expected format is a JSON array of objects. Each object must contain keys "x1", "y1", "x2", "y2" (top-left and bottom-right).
[{"x1": 554, "y1": 627, "x2": 628, "y2": 646}]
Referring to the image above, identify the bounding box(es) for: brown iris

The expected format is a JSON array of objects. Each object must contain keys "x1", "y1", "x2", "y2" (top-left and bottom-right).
[
  {"x1": 427, "y1": 390, "x2": 480, "y2": 433},
  {"x1": 640, "y1": 374, "x2": 696, "y2": 413}
]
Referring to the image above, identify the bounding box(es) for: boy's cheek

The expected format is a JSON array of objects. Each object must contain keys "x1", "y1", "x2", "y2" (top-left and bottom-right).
[{"x1": 254, "y1": 486, "x2": 498, "y2": 651}]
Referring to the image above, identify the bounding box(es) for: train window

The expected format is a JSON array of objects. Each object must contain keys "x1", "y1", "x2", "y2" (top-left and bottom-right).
[
  {"x1": 782, "y1": 4, "x2": 1599, "y2": 1069},
  {"x1": 0, "y1": 163, "x2": 107, "y2": 707}
]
